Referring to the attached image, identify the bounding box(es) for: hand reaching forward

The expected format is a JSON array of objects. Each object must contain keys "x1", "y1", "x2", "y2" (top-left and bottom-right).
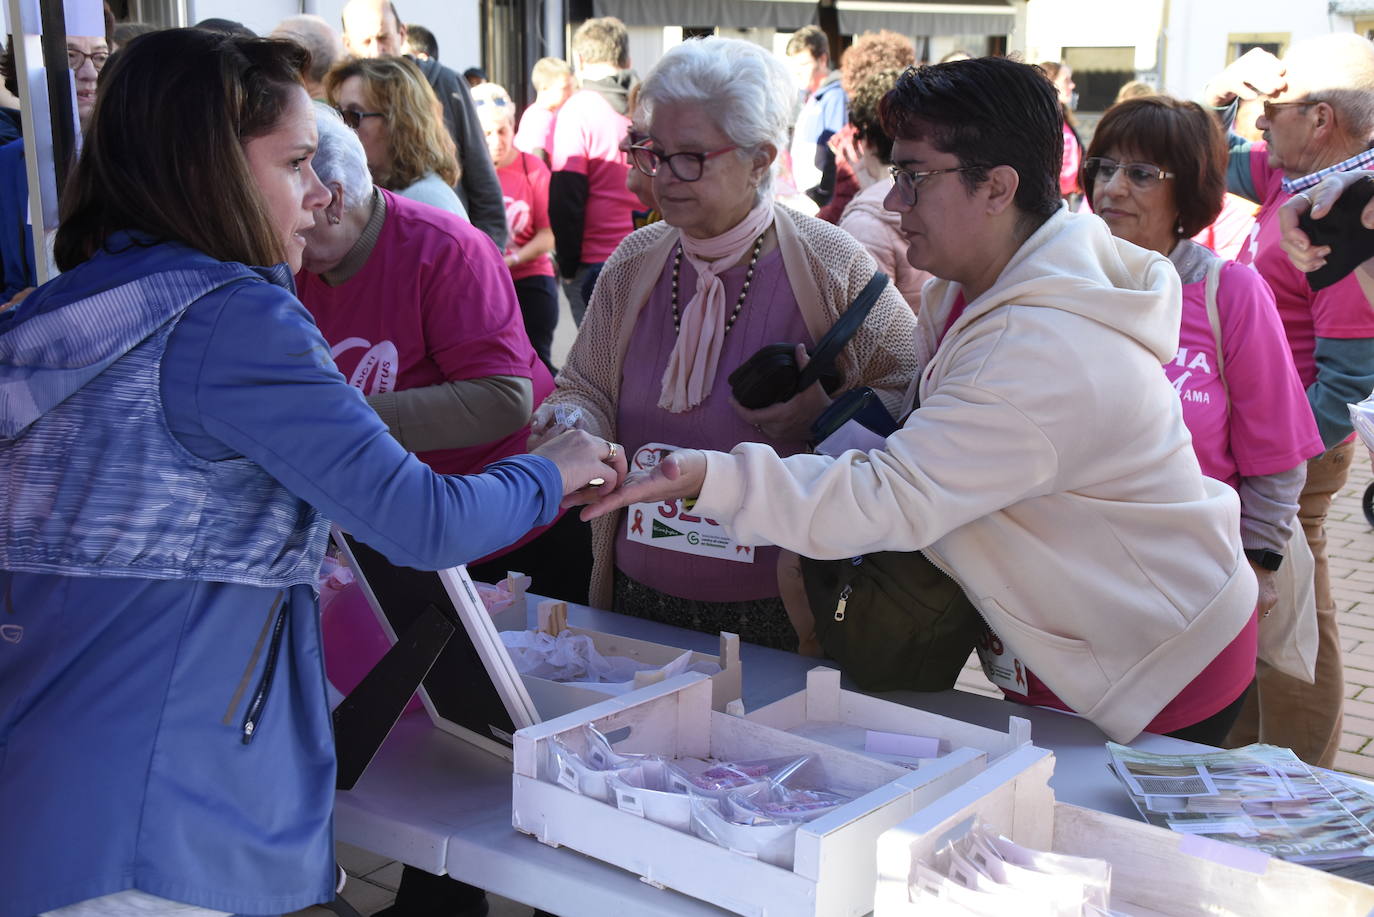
[
  {"x1": 580, "y1": 449, "x2": 708, "y2": 521},
  {"x1": 1278, "y1": 170, "x2": 1374, "y2": 273},
  {"x1": 530, "y1": 429, "x2": 627, "y2": 508}
]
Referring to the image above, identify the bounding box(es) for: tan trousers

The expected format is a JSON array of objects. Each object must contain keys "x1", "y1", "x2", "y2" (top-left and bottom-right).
[{"x1": 1227, "y1": 438, "x2": 1355, "y2": 767}]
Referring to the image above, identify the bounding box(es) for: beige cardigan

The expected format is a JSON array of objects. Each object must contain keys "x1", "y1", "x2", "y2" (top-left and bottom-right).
[{"x1": 548, "y1": 203, "x2": 920, "y2": 609}]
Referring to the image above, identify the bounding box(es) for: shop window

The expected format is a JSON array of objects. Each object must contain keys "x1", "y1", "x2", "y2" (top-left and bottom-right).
[{"x1": 1226, "y1": 32, "x2": 1289, "y2": 64}]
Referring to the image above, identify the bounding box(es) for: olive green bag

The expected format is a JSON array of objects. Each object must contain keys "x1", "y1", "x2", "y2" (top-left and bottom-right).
[{"x1": 799, "y1": 551, "x2": 984, "y2": 692}]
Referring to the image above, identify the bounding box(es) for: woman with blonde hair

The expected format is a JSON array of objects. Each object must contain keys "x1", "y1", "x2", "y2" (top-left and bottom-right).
[{"x1": 326, "y1": 55, "x2": 466, "y2": 216}]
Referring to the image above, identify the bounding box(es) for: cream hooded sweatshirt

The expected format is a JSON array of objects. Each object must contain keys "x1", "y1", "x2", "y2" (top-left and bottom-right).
[{"x1": 694, "y1": 208, "x2": 1257, "y2": 743}]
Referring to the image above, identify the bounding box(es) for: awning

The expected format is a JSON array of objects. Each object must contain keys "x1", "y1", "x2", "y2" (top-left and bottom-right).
[
  {"x1": 834, "y1": 1, "x2": 1014, "y2": 36},
  {"x1": 592, "y1": 0, "x2": 818, "y2": 29},
  {"x1": 1331, "y1": 0, "x2": 1374, "y2": 13}
]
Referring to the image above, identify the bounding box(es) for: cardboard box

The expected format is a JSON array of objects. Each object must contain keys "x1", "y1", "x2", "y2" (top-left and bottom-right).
[
  {"x1": 876, "y1": 745, "x2": 1374, "y2": 916},
  {"x1": 513, "y1": 672, "x2": 1010, "y2": 917}
]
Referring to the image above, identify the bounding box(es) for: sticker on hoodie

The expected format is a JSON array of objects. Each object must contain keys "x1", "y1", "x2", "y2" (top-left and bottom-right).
[
  {"x1": 624, "y1": 443, "x2": 754, "y2": 563},
  {"x1": 976, "y1": 625, "x2": 1029, "y2": 694}
]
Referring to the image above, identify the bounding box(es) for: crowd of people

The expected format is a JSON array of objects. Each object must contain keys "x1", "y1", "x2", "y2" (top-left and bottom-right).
[{"x1": 3, "y1": 6, "x2": 1374, "y2": 916}]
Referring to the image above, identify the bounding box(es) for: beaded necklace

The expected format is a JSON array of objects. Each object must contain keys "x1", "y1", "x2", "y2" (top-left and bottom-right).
[{"x1": 671, "y1": 232, "x2": 767, "y2": 335}]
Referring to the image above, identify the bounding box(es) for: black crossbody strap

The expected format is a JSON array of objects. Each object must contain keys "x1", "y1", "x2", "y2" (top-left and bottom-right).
[{"x1": 797, "y1": 271, "x2": 888, "y2": 391}]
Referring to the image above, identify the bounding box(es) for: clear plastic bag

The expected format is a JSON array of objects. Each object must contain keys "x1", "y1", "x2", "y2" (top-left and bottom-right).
[
  {"x1": 501, "y1": 630, "x2": 720, "y2": 693},
  {"x1": 667, "y1": 754, "x2": 815, "y2": 797},
  {"x1": 689, "y1": 775, "x2": 853, "y2": 868},
  {"x1": 607, "y1": 758, "x2": 694, "y2": 831},
  {"x1": 544, "y1": 725, "x2": 643, "y2": 801}
]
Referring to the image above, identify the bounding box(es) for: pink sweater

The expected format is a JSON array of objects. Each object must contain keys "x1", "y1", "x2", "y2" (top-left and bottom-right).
[{"x1": 838, "y1": 178, "x2": 929, "y2": 313}]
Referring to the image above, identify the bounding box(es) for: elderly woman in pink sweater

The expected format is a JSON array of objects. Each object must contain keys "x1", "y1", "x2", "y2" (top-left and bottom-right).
[
  {"x1": 839, "y1": 67, "x2": 930, "y2": 312},
  {"x1": 528, "y1": 37, "x2": 917, "y2": 650}
]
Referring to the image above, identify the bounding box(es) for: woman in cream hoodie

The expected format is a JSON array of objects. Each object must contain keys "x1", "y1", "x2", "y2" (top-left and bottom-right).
[{"x1": 585, "y1": 57, "x2": 1258, "y2": 745}]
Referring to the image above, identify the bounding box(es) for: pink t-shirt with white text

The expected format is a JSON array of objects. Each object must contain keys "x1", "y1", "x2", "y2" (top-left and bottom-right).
[
  {"x1": 296, "y1": 189, "x2": 553, "y2": 478},
  {"x1": 497, "y1": 150, "x2": 556, "y2": 281},
  {"x1": 1238, "y1": 145, "x2": 1374, "y2": 386},
  {"x1": 548, "y1": 88, "x2": 638, "y2": 264},
  {"x1": 1166, "y1": 261, "x2": 1323, "y2": 487}
]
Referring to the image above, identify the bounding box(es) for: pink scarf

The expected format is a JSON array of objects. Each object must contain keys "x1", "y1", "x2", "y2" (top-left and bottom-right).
[{"x1": 658, "y1": 200, "x2": 776, "y2": 412}]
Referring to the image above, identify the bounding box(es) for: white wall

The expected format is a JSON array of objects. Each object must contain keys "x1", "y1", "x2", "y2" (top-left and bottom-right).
[
  {"x1": 1023, "y1": 0, "x2": 1165, "y2": 71},
  {"x1": 187, "y1": 0, "x2": 482, "y2": 73},
  {"x1": 1162, "y1": 0, "x2": 1347, "y2": 99}
]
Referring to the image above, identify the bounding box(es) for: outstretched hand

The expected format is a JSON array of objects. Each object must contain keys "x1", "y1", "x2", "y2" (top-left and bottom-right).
[
  {"x1": 1278, "y1": 170, "x2": 1374, "y2": 274},
  {"x1": 1204, "y1": 47, "x2": 1286, "y2": 106},
  {"x1": 530, "y1": 429, "x2": 628, "y2": 507},
  {"x1": 579, "y1": 449, "x2": 708, "y2": 521}
]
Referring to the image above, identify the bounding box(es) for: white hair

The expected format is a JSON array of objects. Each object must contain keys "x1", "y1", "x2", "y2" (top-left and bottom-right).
[
  {"x1": 311, "y1": 102, "x2": 374, "y2": 212},
  {"x1": 1284, "y1": 33, "x2": 1374, "y2": 142},
  {"x1": 636, "y1": 37, "x2": 796, "y2": 195}
]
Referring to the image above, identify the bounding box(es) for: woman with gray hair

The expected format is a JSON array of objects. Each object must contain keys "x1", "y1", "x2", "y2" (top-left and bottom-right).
[
  {"x1": 529, "y1": 37, "x2": 918, "y2": 649},
  {"x1": 297, "y1": 104, "x2": 593, "y2": 599}
]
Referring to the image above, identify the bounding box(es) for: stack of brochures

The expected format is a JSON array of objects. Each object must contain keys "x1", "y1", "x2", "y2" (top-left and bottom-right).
[{"x1": 1106, "y1": 743, "x2": 1374, "y2": 881}]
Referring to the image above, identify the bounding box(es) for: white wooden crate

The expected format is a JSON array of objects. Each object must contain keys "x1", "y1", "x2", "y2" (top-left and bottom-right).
[
  {"x1": 512, "y1": 672, "x2": 995, "y2": 917},
  {"x1": 746, "y1": 667, "x2": 1030, "y2": 763},
  {"x1": 491, "y1": 589, "x2": 743, "y2": 714},
  {"x1": 876, "y1": 745, "x2": 1374, "y2": 917}
]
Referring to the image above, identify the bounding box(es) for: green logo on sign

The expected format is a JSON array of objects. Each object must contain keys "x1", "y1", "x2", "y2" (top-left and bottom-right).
[{"x1": 652, "y1": 519, "x2": 684, "y2": 538}]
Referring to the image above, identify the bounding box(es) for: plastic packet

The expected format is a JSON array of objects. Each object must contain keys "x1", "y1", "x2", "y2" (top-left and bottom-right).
[
  {"x1": 1350, "y1": 393, "x2": 1374, "y2": 454},
  {"x1": 964, "y1": 830, "x2": 1104, "y2": 917},
  {"x1": 725, "y1": 782, "x2": 853, "y2": 826},
  {"x1": 607, "y1": 758, "x2": 694, "y2": 831},
  {"x1": 910, "y1": 856, "x2": 1052, "y2": 917},
  {"x1": 667, "y1": 754, "x2": 814, "y2": 796},
  {"x1": 544, "y1": 725, "x2": 642, "y2": 801},
  {"x1": 473, "y1": 580, "x2": 517, "y2": 616},
  {"x1": 983, "y1": 830, "x2": 1111, "y2": 907},
  {"x1": 689, "y1": 779, "x2": 852, "y2": 868}
]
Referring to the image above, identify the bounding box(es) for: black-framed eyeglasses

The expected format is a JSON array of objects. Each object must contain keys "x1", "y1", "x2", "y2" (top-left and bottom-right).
[
  {"x1": 66, "y1": 47, "x2": 109, "y2": 71},
  {"x1": 887, "y1": 164, "x2": 980, "y2": 206},
  {"x1": 1261, "y1": 99, "x2": 1321, "y2": 121},
  {"x1": 336, "y1": 108, "x2": 385, "y2": 130},
  {"x1": 630, "y1": 143, "x2": 738, "y2": 182},
  {"x1": 1084, "y1": 157, "x2": 1175, "y2": 190}
]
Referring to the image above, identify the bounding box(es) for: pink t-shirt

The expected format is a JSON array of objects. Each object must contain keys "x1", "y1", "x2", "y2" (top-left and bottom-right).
[
  {"x1": 548, "y1": 88, "x2": 639, "y2": 264},
  {"x1": 497, "y1": 150, "x2": 556, "y2": 281},
  {"x1": 296, "y1": 189, "x2": 554, "y2": 478},
  {"x1": 614, "y1": 247, "x2": 812, "y2": 602},
  {"x1": 1059, "y1": 121, "x2": 1081, "y2": 196},
  {"x1": 1237, "y1": 145, "x2": 1374, "y2": 387},
  {"x1": 514, "y1": 105, "x2": 555, "y2": 157},
  {"x1": 1192, "y1": 193, "x2": 1259, "y2": 261},
  {"x1": 1165, "y1": 262, "x2": 1323, "y2": 487}
]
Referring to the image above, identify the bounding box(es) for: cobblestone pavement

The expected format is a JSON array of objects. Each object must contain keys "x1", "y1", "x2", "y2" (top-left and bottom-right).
[{"x1": 309, "y1": 455, "x2": 1374, "y2": 916}]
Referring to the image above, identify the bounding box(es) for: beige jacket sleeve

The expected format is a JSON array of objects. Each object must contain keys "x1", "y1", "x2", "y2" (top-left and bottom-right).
[{"x1": 366, "y1": 375, "x2": 533, "y2": 453}]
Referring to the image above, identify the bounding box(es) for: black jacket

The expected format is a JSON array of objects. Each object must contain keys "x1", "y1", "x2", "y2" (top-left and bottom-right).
[{"x1": 412, "y1": 56, "x2": 509, "y2": 250}]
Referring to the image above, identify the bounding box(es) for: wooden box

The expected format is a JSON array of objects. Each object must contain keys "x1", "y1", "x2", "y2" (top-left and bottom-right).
[{"x1": 513, "y1": 672, "x2": 1011, "y2": 917}]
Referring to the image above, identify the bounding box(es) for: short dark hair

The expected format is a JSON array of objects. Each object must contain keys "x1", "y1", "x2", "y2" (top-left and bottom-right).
[
  {"x1": 879, "y1": 57, "x2": 1062, "y2": 221},
  {"x1": 786, "y1": 25, "x2": 828, "y2": 61},
  {"x1": 56, "y1": 29, "x2": 308, "y2": 271},
  {"x1": 572, "y1": 16, "x2": 628, "y2": 68},
  {"x1": 849, "y1": 68, "x2": 903, "y2": 164},
  {"x1": 405, "y1": 23, "x2": 437, "y2": 59},
  {"x1": 1085, "y1": 95, "x2": 1227, "y2": 239}
]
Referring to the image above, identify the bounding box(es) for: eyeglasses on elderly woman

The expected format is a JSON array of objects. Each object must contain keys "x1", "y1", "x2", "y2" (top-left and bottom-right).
[
  {"x1": 67, "y1": 47, "x2": 109, "y2": 71},
  {"x1": 630, "y1": 143, "x2": 738, "y2": 182},
  {"x1": 1084, "y1": 157, "x2": 1175, "y2": 190}
]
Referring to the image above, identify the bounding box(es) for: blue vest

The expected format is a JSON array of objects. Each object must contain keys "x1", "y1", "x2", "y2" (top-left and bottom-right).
[{"x1": 0, "y1": 265, "x2": 329, "y2": 586}]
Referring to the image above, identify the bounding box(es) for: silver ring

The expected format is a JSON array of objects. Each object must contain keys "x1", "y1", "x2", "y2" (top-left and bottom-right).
[
  {"x1": 606, "y1": 441, "x2": 617, "y2": 460},
  {"x1": 1295, "y1": 191, "x2": 1314, "y2": 206}
]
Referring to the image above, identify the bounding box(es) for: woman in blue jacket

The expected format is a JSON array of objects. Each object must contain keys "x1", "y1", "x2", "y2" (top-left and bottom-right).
[{"x1": 0, "y1": 30, "x2": 622, "y2": 917}]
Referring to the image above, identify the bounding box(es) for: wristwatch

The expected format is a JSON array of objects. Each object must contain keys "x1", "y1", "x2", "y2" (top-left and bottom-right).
[{"x1": 1244, "y1": 548, "x2": 1284, "y2": 571}]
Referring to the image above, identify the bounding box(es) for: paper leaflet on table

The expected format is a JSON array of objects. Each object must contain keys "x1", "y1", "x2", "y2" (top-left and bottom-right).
[{"x1": 1106, "y1": 742, "x2": 1374, "y2": 865}]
